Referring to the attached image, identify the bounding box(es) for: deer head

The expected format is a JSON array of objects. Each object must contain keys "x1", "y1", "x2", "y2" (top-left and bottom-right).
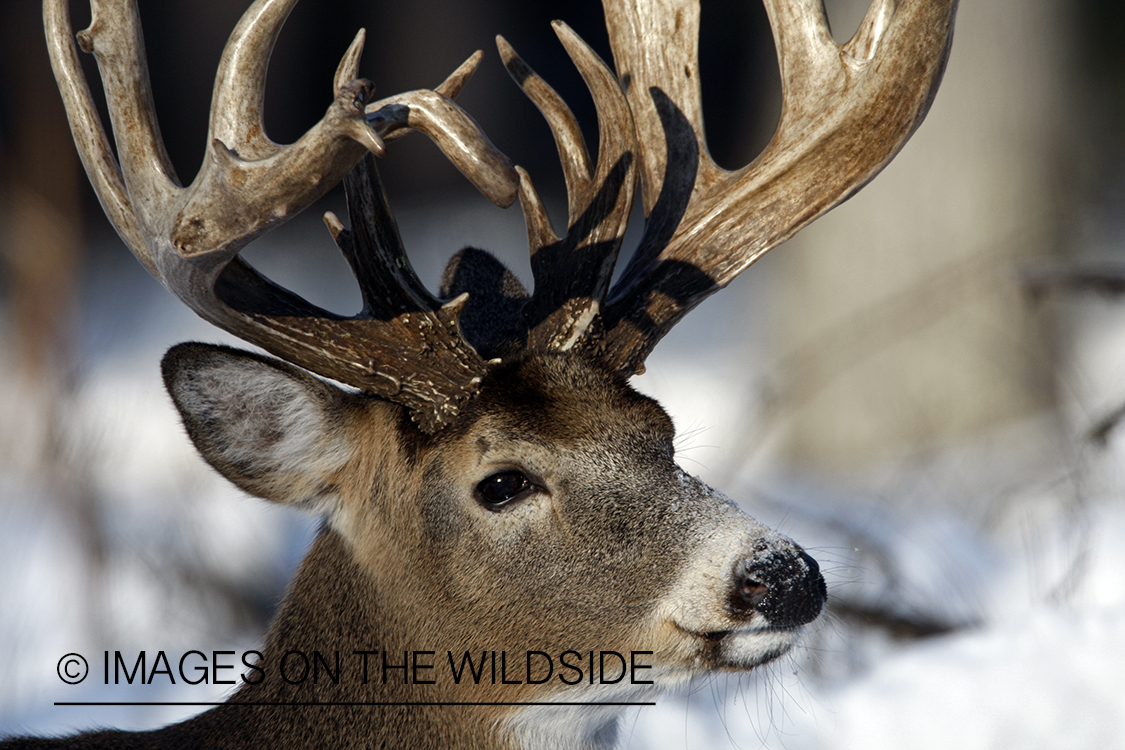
[{"x1": 31, "y1": 0, "x2": 957, "y2": 747}]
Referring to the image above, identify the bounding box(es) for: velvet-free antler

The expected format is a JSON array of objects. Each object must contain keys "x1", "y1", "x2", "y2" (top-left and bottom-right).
[{"x1": 44, "y1": 0, "x2": 519, "y2": 430}]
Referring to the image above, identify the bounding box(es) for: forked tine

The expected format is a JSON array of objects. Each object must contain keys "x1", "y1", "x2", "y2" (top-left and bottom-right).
[
  {"x1": 175, "y1": 77, "x2": 381, "y2": 260},
  {"x1": 499, "y1": 26, "x2": 638, "y2": 352}
]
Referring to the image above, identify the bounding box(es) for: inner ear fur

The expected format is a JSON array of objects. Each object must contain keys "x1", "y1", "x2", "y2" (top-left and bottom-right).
[{"x1": 162, "y1": 342, "x2": 354, "y2": 509}]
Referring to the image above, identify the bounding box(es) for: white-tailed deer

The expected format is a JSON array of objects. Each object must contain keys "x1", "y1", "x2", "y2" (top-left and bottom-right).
[{"x1": 11, "y1": 0, "x2": 955, "y2": 747}]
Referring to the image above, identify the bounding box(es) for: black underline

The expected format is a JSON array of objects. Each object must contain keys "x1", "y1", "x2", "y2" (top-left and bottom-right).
[{"x1": 54, "y1": 701, "x2": 655, "y2": 707}]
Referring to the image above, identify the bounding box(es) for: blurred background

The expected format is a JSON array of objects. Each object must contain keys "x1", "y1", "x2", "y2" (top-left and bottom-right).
[{"x1": 2, "y1": 0, "x2": 1124, "y2": 747}]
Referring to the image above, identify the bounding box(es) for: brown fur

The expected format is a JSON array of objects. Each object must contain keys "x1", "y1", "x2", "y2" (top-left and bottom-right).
[{"x1": 3, "y1": 346, "x2": 823, "y2": 749}]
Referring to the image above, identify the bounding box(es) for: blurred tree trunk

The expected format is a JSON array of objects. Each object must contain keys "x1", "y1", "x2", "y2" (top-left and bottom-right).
[{"x1": 2, "y1": 3, "x2": 82, "y2": 410}]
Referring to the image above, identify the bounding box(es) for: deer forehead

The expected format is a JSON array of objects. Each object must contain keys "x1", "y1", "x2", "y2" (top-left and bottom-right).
[
  {"x1": 341, "y1": 354, "x2": 676, "y2": 491},
  {"x1": 460, "y1": 354, "x2": 676, "y2": 447},
  {"x1": 416, "y1": 356, "x2": 685, "y2": 524}
]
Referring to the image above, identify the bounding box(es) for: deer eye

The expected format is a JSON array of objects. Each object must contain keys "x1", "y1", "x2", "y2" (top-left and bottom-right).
[{"x1": 476, "y1": 470, "x2": 532, "y2": 509}]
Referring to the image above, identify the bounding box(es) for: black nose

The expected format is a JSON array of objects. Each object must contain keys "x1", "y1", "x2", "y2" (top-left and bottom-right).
[{"x1": 730, "y1": 549, "x2": 827, "y2": 628}]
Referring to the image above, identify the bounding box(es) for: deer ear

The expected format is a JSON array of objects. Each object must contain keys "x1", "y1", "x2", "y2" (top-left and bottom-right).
[{"x1": 162, "y1": 342, "x2": 353, "y2": 511}]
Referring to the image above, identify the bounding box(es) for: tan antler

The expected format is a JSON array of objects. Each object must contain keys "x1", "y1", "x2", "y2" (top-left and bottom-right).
[
  {"x1": 507, "y1": 0, "x2": 958, "y2": 374},
  {"x1": 44, "y1": 0, "x2": 519, "y2": 431}
]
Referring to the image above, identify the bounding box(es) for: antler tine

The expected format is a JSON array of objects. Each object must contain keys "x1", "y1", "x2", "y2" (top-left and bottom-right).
[
  {"x1": 599, "y1": 0, "x2": 958, "y2": 374},
  {"x1": 374, "y1": 49, "x2": 485, "y2": 142},
  {"x1": 499, "y1": 25, "x2": 638, "y2": 353},
  {"x1": 208, "y1": 0, "x2": 310, "y2": 162},
  {"x1": 497, "y1": 34, "x2": 593, "y2": 227},
  {"x1": 434, "y1": 50, "x2": 484, "y2": 100},
  {"x1": 367, "y1": 90, "x2": 519, "y2": 208},
  {"x1": 64, "y1": 0, "x2": 181, "y2": 239},
  {"x1": 43, "y1": 0, "x2": 152, "y2": 274},
  {"x1": 326, "y1": 154, "x2": 439, "y2": 317}
]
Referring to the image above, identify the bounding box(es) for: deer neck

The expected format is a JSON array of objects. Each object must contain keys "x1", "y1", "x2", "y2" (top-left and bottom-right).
[{"x1": 172, "y1": 528, "x2": 520, "y2": 749}]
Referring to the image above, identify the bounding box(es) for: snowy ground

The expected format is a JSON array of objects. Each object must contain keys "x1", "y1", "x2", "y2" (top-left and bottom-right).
[{"x1": 2, "y1": 205, "x2": 1125, "y2": 748}]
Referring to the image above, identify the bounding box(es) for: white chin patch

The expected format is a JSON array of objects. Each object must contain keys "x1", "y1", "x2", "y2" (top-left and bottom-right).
[
  {"x1": 719, "y1": 627, "x2": 800, "y2": 668},
  {"x1": 503, "y1": 682, "x2": 662, "y2": 750}
]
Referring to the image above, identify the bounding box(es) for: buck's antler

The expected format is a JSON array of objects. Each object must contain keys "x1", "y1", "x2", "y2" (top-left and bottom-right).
[
  {"x1": 44, "y1": 0, "x2": 519, "y2": 431},
  {"x1": 503, "y1": 0, "x2": 957, "y2": 374},
  {"x1": 45, "y1": 0, "x2": 956, "y2": 431}
]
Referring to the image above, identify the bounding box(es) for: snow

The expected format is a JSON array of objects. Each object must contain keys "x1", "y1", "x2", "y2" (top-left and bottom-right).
[{"x1": 3, "y1": 201, "x2": 1125, "y2": 747}]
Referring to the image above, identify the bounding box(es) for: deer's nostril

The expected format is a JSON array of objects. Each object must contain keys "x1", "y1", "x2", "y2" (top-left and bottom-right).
[{"x1": 739, "y1": 577, "x2": 769, "y2": 608}]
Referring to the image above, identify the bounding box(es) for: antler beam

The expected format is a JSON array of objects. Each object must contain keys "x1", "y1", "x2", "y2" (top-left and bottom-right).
[
  {"x1": 45, "y1": 0, "x2": 520, "y2": 430},
  {"x1": 45, "y1": 0, "x2": 958, "y2": 428}
]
